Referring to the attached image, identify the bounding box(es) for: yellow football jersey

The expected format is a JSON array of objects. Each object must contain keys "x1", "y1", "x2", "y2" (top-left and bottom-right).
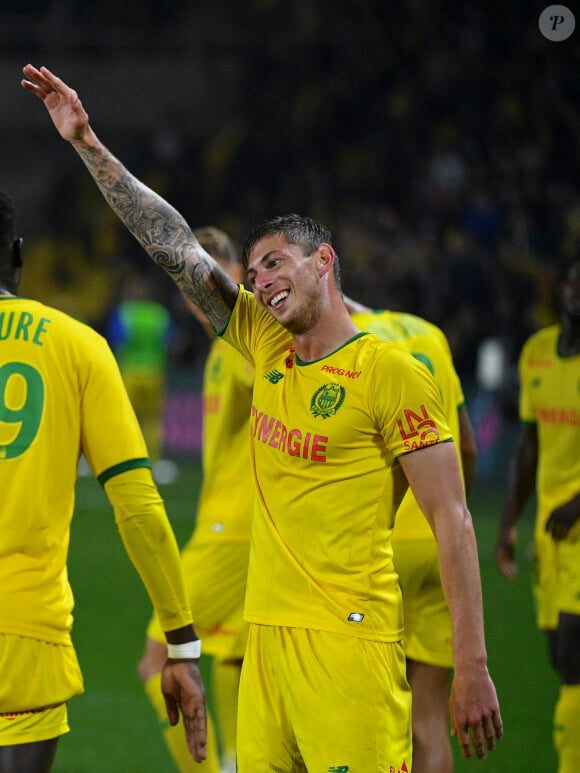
[
  {"x1": 351, "y1": 310, "x2": 464, "y2": 541},
  {"x1": 0, "y1": 296, "x2": 149, "y2": 645},
  {"x1": 519, "y1": 324, "x2": 580, "y2": 539},
  {"x1": 192, "y1": 336, "x2": 255, "y2": 541},
  {"x1": 222, "y1": 289, "x2": 452, "y2": 642}
]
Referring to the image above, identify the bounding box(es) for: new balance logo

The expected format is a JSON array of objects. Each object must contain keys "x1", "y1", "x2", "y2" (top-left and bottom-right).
[
  {"x1": 328, "y1": 767, "x2": 349, "y2": 772},
  {"x1": 265, "y1": 369, "x2": 284, "y2": 384}
]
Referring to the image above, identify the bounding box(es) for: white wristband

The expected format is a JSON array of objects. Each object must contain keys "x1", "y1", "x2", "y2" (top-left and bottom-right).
[{"x1": 167, "y1": 640, "x2": 201, "y2": 659}]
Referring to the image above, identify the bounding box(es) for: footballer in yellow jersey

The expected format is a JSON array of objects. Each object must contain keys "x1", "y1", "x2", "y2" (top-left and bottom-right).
[
  {"x1": 25, "y1": 66, "x2": 503, "y2": 769},
  {"x1": 189, "y1": 336, "x2": 255, "y2": 548},
  {"x1": 517, "y1": 324, "x2": 580, "y2": 627},
  {"x1": 350, "y1": 306, "x2": 477, "y2": 772},
  {"x1": 140, "y1": 228, "x2": 253, "y2": 773},
  {"x1": 498, "y1": 262, "x2": 580, "y2": 773},
  {"x1": 0, "y1": 191, "x2": 206, "y2": 771},
  {"x1": 225, "y1": 288, "x2": 453, "y2": 643},
  {"x1": 225, "y1": 288, "x2": 455, "y2": 770}
]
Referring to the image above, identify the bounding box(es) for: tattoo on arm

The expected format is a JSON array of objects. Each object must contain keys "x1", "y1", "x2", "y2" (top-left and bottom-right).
[{"x1": 77, "y1": 144, "x2": 238, "y2": 331}]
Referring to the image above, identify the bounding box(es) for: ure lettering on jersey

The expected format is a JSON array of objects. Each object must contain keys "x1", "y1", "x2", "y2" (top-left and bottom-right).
[
  {"x1": 537, "y1": 406, "x2": 580, "y2": 426},
  {"x1": 397, "y1": 404, "x2": 440, "y2": 446},
  {"x1": 528, "y1": 358, "x2": 552, "y2": 368},
  {"x1": 0, "y1": 311, "x2": 51, "y2": 346},
  {"x1": 320, "y1": 365, "x2": 362, "y2": 379},
  {"x1": 251, "y1": 406, "x2": 328, "y2": 462}
]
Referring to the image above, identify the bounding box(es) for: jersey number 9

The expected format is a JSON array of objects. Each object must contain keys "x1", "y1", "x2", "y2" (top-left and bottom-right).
[{"x1": 0, "y1": 362, "x2": 44, "y2": 459}]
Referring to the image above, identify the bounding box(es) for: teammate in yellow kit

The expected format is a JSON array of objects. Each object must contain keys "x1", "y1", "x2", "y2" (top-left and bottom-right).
[
  {"x1": 24, "y1": 63, "x2": 503, "y2": 771},
  {"x1": 348, "y1": 302, "x2": 477, "y2": 772},
  {"x1": 497, "y1": 261, "x2": 580, "y2": 773},
  {"x1": 138, "y1": 227, "x2": 253, "y2": 773},
  {"x1": 0, "y1": 191, "x2": 206, "y2": 772}
]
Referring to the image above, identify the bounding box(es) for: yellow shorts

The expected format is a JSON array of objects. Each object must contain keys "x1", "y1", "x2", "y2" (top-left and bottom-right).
[
  {"x1": 148, "y1": 538, "x2": 251, "y2": 661},
  {"x1": 393, "y1": 537, "x2": 453, "y2": 669},
  {"x1": 237, "y1": 624, "x2": 412, "y2": 772},
  {"x1": 0, "y1": 705, "x2": 69, "y2": 746},
  {"x1": 533, "y1": 530, "x2": 580, "y2": 630},
  {"x1": 0, "y1": 634, "x2": 83, "y2": 744}
]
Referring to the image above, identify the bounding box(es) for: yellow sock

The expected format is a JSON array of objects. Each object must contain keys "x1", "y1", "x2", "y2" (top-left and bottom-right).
[
  {"x1": 554, "y1": 684, "x2": 580, "y2": 773},
  {"x1": 211, "y1": 658, "x2": 240, "y2": 766},
  {"x1": 144, "y1": 672, "x2": 220, "y2": 772}
]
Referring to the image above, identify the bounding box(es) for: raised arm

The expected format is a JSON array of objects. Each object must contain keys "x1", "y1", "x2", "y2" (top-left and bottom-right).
[
  {"x1": 21, "y1": 64, "x2": 238, "y2": 333},
  {"x1": 398, "y1": 442, "x2": 503, "y2": 761}
]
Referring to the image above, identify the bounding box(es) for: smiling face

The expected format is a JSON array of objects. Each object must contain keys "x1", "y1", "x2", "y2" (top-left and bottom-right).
[{"x1": 246, "y1": 233, "x2": 332, "y2": 335}]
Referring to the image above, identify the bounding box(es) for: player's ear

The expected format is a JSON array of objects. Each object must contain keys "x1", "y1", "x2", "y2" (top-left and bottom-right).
[
  {"x1": 316, "y1": 242, "x2": 335, "y2": 277},
  {"x1": 12, "y1": 237, "x2": 23, "y2": 269}
]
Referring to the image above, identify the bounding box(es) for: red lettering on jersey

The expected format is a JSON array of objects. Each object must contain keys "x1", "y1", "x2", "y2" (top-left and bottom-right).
[
  {"x1": 404, "y1": 438, "x2": 441, "y2": 451},
  {"x1": 311, "y1": 435, "x2": 327, "y2": 461},
  {"x1": 397, "y1": 404, "x2": 440, "y2": 442},
  {"x1": 251, "y1": 406, "x2": 328, "y2": 462},
  {"x1": 287, "y1": 428, "x2": 302, "y2": 456},
  {"x1": 320, "y1": 365, "x2": 362, "y2": 379},
  {"x1": 251, "y1": 409, "x2": 263, "y2": 437},
  {"x1": 257, "y1": 413, "x2": 276, "y2": 442},
  {"x1": 268, "y1": 420, "x2": 282, "y2": 448},
  {"x1": 279, "y1": 423, "x2": 288, "y2": 451},
  {"x1": 537, "y1": 407, "x2": 580, "y2": 425},
  {"x1": 204, "y1": 394, "x2": 220, "y2": 413},
  {"x1": 528, "y1": 358, "x2": 552, "y2": 367},
  {"x1": 197, "y1": 622, "x2": 237, "y2": 636}
]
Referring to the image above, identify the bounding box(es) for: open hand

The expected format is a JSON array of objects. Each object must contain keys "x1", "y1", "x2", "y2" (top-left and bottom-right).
[
  {"x1": 161, "y1": 660, "x2": 207, "y2": 763},
  {"x1": 450, "y1": 667, "x2": 503, "y2": 760},
  {"x1": 21, "y1": 64, "x2": 91, "y2": 144}
]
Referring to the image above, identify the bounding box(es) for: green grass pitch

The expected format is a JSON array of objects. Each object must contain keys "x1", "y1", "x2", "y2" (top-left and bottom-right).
[{"x1": 52, "y1": 461, "x2": 558, "y2": 772}]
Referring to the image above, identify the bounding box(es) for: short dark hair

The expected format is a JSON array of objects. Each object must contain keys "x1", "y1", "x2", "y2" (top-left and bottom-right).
[
  {"x1": 194, "y1": 226, "x2": 238, "y2": 265},
  {"x1": 241, "y1": 213, "x2": 341, "y2": 289}
]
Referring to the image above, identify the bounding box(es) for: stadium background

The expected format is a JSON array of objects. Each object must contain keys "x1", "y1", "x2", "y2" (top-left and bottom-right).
[{"x1": 1, "y1": 1, "x2": 577, "y2": 769}]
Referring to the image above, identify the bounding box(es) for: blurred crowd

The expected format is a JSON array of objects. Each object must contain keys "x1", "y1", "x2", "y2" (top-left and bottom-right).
[{"x1": 14, "y1": 1, "x2": 580, "y2": 414}]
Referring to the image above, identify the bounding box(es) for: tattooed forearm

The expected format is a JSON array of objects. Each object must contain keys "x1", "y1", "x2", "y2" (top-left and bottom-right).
[
  {"x1": 173, "y1": 258, "x2": 237, "y2": 334},
  {"x1": 79, "y1": 143, "x2": 190, "y2": 258},
  {"x1": 74, "y1": 141, "x2": 238, "y2": 328}
]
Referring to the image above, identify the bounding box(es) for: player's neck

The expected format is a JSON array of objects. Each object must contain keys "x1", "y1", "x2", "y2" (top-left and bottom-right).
[{"x1": 292, "y1": 307, "x2": 359, "y2": 362}]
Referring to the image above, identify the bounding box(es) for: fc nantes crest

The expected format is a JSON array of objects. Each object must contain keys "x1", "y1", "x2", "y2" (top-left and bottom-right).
[{"x1": 311, "y1": 382, "x2": 346, "y2": 419}]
